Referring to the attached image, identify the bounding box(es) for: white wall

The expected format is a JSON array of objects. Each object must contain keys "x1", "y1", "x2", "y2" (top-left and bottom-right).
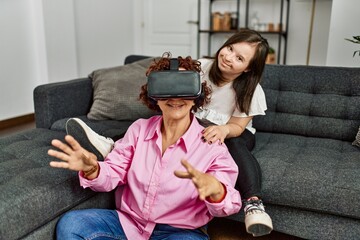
[
  {"x1": 0, "y1": 0, "x2": 41, "y2": 120},
  {"x1": 0, "y1": 0, "x2": 135, "y2": 121},
  {"x1": 287, "y1": 0, "x2": 332, "y2": 66},
  {"x1": 73, "y1": 0, "x2": 135, "y2": 77},
  {"x1": 326, "y1": 0, "x2": 360, "y2": 67},
  {"x1": 42, "y1": 0, "x2": 78, "y2": 83}
]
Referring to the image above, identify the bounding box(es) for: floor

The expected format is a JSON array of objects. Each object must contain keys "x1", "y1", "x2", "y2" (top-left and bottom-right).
[
  {"x1": 0, "y1": 121, "x2": 303, "y2": 240},
  {"x1": 208, "y1": 217, "x2": 303, "y2": 240}
]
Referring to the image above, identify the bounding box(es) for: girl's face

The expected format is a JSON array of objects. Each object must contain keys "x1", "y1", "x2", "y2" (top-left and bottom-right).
[
  {"x1": 157, "y1": 98, "x2": 195, "y2": 121},
  {"x1": 217, "y1": 42, "x2": 256, "y2": 81}
]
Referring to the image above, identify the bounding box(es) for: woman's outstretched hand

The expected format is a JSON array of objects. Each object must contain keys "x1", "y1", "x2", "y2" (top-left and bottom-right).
[
  {"x1": 174, "y1": 159, "x2": 225, "y2": 202},
  {"x1": 48, "y1": 135, "x2": 98, "y2": 178}
]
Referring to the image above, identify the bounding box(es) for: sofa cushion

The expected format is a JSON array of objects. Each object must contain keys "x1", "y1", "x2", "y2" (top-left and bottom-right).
[
  {"x1": 253, "y1": 132, "x2": 360, "y2": 219},
  {"x1": 352, "y1": 126, "x2": 360, "y2": 147},
  {"x1": 0, "y1": 129, "x2": 114, "y2": 239},
  {"x1": 87, "y1": 57, "x2": 159, "y2": 121},
  {"x1": 255, "y1": 65, "x2": 360, "y2": 142}
]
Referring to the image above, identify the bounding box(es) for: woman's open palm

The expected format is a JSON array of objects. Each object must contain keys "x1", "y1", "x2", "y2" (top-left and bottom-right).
[{"x1": 48, "y1": 135, "x2": 97, "y2": 172}]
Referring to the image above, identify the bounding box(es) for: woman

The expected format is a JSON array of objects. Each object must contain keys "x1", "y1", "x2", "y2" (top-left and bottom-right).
[
  {"x1": 48, "y1": 55, "x2": 241, "y2": 239},
  {"x1": 68, "y1": 29, "x2": 272, "y2": 236}
]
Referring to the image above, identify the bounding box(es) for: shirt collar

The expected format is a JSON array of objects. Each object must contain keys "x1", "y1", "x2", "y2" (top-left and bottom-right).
[{"x1": 144, "y1": 114, "x2": 203, "y2": 153}]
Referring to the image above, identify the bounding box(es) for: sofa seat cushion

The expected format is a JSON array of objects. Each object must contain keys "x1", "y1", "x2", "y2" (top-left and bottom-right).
[
  {"x1": 0, "y1": 129, "x2": 114, "y2": 239},
  {"x1": 253, "y1": 132, "x2": 360, "y2": 219},
  {"x1": 50, "y1": 116, "x2": 135, "y2": 140}
]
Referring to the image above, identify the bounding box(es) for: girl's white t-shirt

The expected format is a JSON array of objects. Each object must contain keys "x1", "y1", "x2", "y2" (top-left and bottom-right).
[{"x1": 194, "y1": 58, "x2": 267, "y2": 134}]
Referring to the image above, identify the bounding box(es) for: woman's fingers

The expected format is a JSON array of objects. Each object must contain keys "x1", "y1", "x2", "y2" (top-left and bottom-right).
[
  {"x1": 181, "y1": 159, "x2": 197, "y2": 176},
  {"x1": 174, "y1": 160, "x2": 197, "y2": 179},
  {"x1": 174, "y1": 170, "x2": 191, "y2": 178},
  {"x1": 49, "y1": 160, "x2": 69, "y2": 169},
  {"x1": 48, "y1": 149, "x2": 71, "y2": 162},
  {"x1": 50, "y1": 138, "x2": 74, "y2": 156},
  {"x1": 64, "y1": 135, "x2": 83, "y2": 152}
]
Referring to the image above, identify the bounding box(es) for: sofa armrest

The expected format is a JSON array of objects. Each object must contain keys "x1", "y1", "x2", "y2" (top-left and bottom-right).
[{"x1": 33, "y1": 77, "x2": 93, "y2": 129}]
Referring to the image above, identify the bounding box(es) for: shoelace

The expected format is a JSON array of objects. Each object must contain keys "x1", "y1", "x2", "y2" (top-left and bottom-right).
[{"x1": 244, "y1": 199, "x2": 265, "y2": 214}]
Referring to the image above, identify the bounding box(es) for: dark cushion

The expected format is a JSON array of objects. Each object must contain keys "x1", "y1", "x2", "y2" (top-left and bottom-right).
[
  {"x1": 253, "y1": 132, "x2": 360, "y2": 219},
  {"x1": 255, "y1": 65, "x2": 360, "y2": 142},
  {"x1": 0, "y1": 129, "x2": 112, "y2": 239}
]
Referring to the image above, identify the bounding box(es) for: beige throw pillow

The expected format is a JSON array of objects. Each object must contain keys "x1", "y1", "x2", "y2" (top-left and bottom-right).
[{"x1": 87, "y1": 57, "x2": 158, "y2": 121}]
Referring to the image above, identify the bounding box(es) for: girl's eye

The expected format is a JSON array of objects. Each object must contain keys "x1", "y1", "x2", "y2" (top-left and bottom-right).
[
  {"x1": 237, "y1": 56, "x2": 242, "y2": 61},
  {"x1": 227, "y1": 45, "x2": 233, "y2": 51}
]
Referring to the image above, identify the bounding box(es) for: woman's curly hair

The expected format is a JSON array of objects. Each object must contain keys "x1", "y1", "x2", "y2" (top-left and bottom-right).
[{"x1": 139, "y1": 52, "x2": 211, "y2": 113}]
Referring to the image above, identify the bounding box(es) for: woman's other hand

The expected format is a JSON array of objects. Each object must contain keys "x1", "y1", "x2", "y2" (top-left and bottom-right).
[{"x1": 174, "y1": 159, "x2": 225, "y2": 202}]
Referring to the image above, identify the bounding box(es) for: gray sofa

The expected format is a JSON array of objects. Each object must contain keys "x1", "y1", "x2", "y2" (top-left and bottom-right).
[{"x1": 1, "y1": 55, "x2": 359, "y2": 240}]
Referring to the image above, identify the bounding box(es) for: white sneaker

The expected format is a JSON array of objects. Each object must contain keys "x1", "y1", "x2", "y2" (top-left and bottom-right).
[
  {"x1": 244, "y1": 199, "x2": 273, "y2": 237},
  {"x1": 65, "y1": 118, "x2": 114, "y2": 161}
]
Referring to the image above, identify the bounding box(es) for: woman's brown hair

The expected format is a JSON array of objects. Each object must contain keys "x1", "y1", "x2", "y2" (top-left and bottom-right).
[
  {"x1": 209, "y1": 29, "x2": 269, "y2": 115},
  {"x1": 139, "y1": 52, "x2": 211, "y2": 113}
]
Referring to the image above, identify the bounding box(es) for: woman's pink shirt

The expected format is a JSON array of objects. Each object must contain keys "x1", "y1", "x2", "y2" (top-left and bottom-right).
[{"x1": 80, "y1": 115, "x2": 241, "y2": 239}]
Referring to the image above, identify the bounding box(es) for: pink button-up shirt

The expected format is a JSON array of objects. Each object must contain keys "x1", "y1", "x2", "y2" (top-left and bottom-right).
[{"x1": 80, "y1": 115, "x2": 241, "y2": 239}]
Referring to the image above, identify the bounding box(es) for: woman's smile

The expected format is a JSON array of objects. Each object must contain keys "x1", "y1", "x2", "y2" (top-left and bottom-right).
[{"x1": 166, "y1": 102, "x2": 186, "y2": 109}]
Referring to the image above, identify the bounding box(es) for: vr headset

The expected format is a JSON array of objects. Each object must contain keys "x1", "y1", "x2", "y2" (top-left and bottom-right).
[{"x1": 147, "y1": 58, "x2": 201, "y2": 100}]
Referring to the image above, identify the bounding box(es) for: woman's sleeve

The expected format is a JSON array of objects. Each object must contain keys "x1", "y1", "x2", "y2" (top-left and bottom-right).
[
  {"x1": 79, "y1": 121, "x2": 141, "y2": 192},
  {"x1": 205, "y1": 147, "x2": 242, "y2": 217}
]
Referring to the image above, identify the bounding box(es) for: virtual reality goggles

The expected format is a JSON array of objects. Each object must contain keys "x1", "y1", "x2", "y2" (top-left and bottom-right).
[{"x1": 147, "y1": 58, "x2": 201, "y2": 100}]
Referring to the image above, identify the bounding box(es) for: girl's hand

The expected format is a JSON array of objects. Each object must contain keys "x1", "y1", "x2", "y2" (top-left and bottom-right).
[
  {"x1": 201, "y1": 125, "x2": 229, "y2": 145},
  {"x1": 174, "y1": 159, "x2": 225, "y2": 201},
  {"x1": 48, "y1": 135, "x2": 98, "y2": 173}
]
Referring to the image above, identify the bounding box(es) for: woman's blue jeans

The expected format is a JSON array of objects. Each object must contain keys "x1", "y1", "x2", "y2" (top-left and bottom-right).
[{"x1": 56, "y1": 209, "x2": 209, "y2": 240}]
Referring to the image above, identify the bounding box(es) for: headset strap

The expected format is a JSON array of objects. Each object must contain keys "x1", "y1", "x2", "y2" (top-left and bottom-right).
[{"x1": 170, "y1": 58, "x2": 179, "y2": 71}]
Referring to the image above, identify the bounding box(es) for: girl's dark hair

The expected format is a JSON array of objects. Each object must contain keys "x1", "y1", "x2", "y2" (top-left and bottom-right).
[
  {"x1": 139, "y1": 52, "x2": 211, "y2": 113},
  {"x1": 209, "y1": 29, "x2": 269, "y2": 115}
]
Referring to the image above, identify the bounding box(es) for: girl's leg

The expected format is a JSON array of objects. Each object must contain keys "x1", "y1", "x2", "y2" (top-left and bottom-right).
[
  {"x1": 224, "y1": 129, "x2": 272, "y2": 237},
  {"x1": 150, "y1": 224, "x2": 209, "y2": 240},
  {"x1": 56, "y1": 209, "x2": 127, "y2": 240},
  {"x1": 224, "y1": 129, "x2": 261, "y2": 199}
]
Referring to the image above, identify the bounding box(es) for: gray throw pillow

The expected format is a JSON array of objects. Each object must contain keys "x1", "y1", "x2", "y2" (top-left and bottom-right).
[
  {"x1": 87, "y1": 57, "x2": 158, "y2": 121},
  {"x1": 353, "y1": 126, "x2": 360, "y2": 147}
]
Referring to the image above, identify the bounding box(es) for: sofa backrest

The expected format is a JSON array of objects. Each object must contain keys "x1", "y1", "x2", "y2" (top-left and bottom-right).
[{"x1": 253, "y1": 64, "x2": 360, "y2": 142}]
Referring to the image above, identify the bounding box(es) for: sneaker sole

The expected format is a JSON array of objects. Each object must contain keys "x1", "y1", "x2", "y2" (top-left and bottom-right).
[
  {"x1": 245, "y1": 212, "x2": 273, "y2": 237},
  {"x1": 66, "y1": 118, "x2": 104, "y2": 161}
]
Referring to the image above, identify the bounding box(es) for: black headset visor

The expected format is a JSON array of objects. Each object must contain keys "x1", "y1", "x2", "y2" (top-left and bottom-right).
[{"x1": 147, "y1": 70, "x2": 201, "y2": 100}]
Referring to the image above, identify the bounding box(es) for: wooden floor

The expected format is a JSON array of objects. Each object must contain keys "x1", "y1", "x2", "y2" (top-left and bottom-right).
[
  {"x1": 0, "y1": 121, "x2": 36, "y2": 137},
  {"x1": 0, "y1": 120, "x2": 303, "y2": 240},
  {"x1": 208, "y1": 217, "x2": 303, "y2": 240}
]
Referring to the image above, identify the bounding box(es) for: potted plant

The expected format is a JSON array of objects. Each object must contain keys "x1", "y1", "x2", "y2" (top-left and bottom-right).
[
  {"x1": 345, "y1": 36, "x2": 360, "y2": 57},
  {"x1": 266, "y1": 47, "x2": 276, "y2": 64}
]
